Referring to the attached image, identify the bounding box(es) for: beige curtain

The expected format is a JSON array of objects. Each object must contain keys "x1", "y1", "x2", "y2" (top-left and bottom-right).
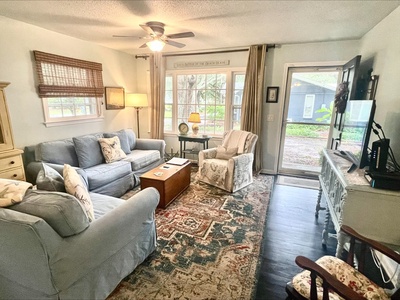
[
  {"x1": 149, "y1": 52, "x2": 165, "y2": 139},
  {"x1": 241, "y1": 44, "x2": 267, "y2": 173}
]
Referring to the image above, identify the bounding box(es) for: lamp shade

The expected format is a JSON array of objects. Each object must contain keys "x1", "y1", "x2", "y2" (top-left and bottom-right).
[
  {"x1": 146, "y1": 39, "x2": 165, "y2": 52},
  {"x1": 125, "y1": 93, "x2": 148, "y2": 107},
  {"x1": 188, "y1": 112, "x2": 201, "y2": 123}
]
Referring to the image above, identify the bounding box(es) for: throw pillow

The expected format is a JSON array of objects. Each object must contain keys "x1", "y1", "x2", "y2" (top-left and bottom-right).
[
  {"x1": 98, "y1": 136, "x2": 127, "y2": 163},
  {"x1": 103, "y1": 130, "x2": 131, "y2": 154},
  {"x1": 215, "y1": 145, "x2": 238, "y2": 160},
  {"x1": 73, "y1": 133, "x2": 104, "y2": 168},
  {"x1": 63, "y1": 164, "x2": 95, "y2": 222},
  {"x1": 0, "y1": 179, "x2": 32, "y2": 207},
  {"x1": 9, "y1": 189, "x2": 90, "y2": 237},
  {"x1": 36, "y1": 163, "x2": 66, "y2": 192}
]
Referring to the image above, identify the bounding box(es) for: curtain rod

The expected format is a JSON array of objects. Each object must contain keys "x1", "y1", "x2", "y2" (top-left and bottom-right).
[
  {"x1": 163, "y1": 44, "x2": 276, "y2": 57},
  {"x1": 134, "y1": 44, "x2": 276, "y2": 59}
]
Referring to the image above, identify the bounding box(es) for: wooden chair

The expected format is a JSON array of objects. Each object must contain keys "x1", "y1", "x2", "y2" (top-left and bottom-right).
[{"x1": 286, "y1": 225, "x2": 400, "y2": 300}]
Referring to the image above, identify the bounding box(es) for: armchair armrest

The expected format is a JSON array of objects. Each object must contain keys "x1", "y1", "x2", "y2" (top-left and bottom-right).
[
  {"x1": 198, "y1": 148, "x2": 217, "y2": 168},
  {"x1": 295, "y1": 255, "x2": 365, "y2": 300},
  {"x1": 135, "y1": 139, "x2": 166, "y2": 158}
]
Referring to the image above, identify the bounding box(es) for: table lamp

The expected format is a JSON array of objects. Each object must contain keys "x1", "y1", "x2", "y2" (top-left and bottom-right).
[
  {"x1": 126, "y1": 93, "x2": 148, "y2": 138},
  {"x1": 188, "y1": 112, "x2": 201, "y2": 135}
]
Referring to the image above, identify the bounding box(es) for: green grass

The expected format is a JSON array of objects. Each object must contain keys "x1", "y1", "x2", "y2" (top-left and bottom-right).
[{"x1": 286, "y1": 124, "x2": 329, "y2": 138}]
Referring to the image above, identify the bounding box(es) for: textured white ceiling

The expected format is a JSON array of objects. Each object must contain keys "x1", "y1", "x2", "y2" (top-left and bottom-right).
[{"x1": 0, "y1": 0, "x2": 399, "y2": 55}]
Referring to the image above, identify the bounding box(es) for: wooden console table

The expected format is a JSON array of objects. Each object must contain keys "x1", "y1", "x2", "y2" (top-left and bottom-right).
[{"x1": 318, "y1": 148, "x2": 400, "y2": 287}]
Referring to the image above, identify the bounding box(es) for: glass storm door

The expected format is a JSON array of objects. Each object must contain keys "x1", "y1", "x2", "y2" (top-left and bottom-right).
[{"x1": 278, "y1": 67, "x2": 340, "y2": 177}]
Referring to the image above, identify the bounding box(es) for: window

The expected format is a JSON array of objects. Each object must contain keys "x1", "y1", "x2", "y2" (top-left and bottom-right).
[
  {"x1": 303, "y1": 94, "x2": 315, "y2": 119},
  {"x1": 164, "y1": 69, "x2": 245, "y2": 136},
  {"x1": 34, "y1": 51, "x2": 104, "y2": 125}
]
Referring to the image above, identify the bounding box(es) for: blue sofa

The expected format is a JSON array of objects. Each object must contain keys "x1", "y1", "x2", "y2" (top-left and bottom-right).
[
  {"x1": 24, "y1": 129, "x2": 166, "y2": 198},
  {"x1": 0, "y1": 186, "x2": 160, "y2": 299}
]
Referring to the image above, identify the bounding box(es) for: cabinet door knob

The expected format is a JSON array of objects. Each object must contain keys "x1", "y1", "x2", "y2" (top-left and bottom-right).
[
  {"x1": 12, "y1": 174, "x2": 17, "y2": 177},
  {"x1": 10, "y1": 160, "x2": 15, "y2": 164}
]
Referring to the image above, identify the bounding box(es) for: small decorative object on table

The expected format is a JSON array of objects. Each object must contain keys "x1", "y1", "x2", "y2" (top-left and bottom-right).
[{"x1": 178, "y1": 122, "x2": 189, "y2": 135}]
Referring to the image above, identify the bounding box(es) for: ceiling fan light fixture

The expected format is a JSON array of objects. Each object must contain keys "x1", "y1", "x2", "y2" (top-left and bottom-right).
[{"x1": 146, "y1": 39, "x2": 165, "y2": 52}]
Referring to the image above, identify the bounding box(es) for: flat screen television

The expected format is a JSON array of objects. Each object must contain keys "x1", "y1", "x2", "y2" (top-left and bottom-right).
[{"x1": 338, "y1": 99, "x2": 376, "y2": 170}]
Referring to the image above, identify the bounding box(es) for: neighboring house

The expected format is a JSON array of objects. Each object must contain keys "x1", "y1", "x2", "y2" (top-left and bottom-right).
[{"x1": 287, "y1": 77, "x2": 336, "y2": 123}]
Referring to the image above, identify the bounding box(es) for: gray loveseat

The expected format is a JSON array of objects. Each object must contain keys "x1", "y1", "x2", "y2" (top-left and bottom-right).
[
  {"x1": 24, "y1": 129, "x2": 166, "y2": 198},
  {"x1": 0, "y1": 185, "x2": 160, "y2": 299}
]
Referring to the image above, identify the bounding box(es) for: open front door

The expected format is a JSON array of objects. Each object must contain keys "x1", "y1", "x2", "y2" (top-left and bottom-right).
[
  {"x1": 277, "y1": 56, "x2": 362, "y2": 178},
  {"x1": 330, "y1": 55, "x2": 361, "y2": 149}
]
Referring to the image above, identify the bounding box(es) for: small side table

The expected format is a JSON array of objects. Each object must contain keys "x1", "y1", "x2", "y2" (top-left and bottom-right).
[{"x1": 178, "y1": 135, "x2": 212, "y2": 158}]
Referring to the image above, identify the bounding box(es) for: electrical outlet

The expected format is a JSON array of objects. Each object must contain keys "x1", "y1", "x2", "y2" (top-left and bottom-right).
[{"x1": 267, "y1": 114, "x2": 274, "y2": 122}]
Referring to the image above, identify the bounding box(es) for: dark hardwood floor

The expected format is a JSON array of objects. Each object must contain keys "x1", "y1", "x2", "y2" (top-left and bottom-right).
[{"x1": 254, "y1": 180, "x2": 391, "y2": 300}]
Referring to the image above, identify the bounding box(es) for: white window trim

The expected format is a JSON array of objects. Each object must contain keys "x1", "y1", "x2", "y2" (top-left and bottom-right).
[
  {"x1": 42, "y1": 97, "x2": 104, "y2": 127},
  {"x1": 165, "y1": 67, "x2": 245, "y2": 136}
]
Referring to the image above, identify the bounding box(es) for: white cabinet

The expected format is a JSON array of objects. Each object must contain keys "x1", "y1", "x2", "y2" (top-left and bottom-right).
[{"x1": 318, "y1": 148, "x2": 400, "y2": 287}]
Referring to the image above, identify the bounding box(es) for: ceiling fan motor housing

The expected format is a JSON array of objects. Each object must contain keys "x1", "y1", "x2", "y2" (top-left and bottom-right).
[{"x1": 146, "y1": 21, "x2": 165, "y2": 36}]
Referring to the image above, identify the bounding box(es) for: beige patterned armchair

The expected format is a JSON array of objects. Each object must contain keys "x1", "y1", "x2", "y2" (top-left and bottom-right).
[{"x1": 198, "y1": 130, "x2": 258, "y2": 192}]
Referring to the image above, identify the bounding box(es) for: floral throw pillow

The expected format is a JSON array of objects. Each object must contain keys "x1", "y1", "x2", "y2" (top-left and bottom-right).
[
  {"x1": 215, "y1": 145, "x2": 238, "y2": 160},
  {"x1": 0, "y1": 179, "x2": 33, "y2": 207},
  {"x1": 63, "y1": 164, "x2": 95, "y2": 222},
  {"x1": 98, "y1": 136, "x2": 127, "y2": 163}
]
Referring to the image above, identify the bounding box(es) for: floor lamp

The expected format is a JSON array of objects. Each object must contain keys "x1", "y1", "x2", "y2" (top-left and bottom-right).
[{"x1": 126, "y1": 93, "x2": 148, "y2": 138}]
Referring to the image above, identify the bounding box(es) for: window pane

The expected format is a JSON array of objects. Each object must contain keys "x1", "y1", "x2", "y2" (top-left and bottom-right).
[
  {"x1": 234, "y1": 74, "x2": 245, "y2": 89},
  {"x1": 232, "y1": 73, "x2": 245, "y2": 129},
  {"x1": 165, "y1": 71, "x2": 244, "y2": 135},
  {"x1": 47, "y1": 97, "x2": 98, "y2": 119},
  {"x1": 165, "y1": 76, "x2": 172, "y2": 90},
  {"x1": 165, "y1": 91, "x2": 173, "y2": 104}
]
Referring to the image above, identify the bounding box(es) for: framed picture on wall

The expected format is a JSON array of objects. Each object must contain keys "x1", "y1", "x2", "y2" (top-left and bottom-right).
[
  {"x1": 266, "y1": 86, "x2": 279, "y2": 103},
  {"x1": 105, "y1": 87, "x2": 125, "y2": 110}
]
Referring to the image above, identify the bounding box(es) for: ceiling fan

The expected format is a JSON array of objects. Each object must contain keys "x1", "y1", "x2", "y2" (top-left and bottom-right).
[{"x1": 113, "y1": 21, "x2": 195, "y2": 51}]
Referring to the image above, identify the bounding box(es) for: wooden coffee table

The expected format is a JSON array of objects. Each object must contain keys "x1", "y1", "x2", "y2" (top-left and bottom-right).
[{"x1": 140, "y1": 162, "x2": 191, "y2": 209}]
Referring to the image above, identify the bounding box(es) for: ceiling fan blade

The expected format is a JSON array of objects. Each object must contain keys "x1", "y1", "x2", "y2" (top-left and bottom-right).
[
  {"x1": 140, "y1": 23, "x2": 156, "y2": 36},
  {"x1": 165, "y1": 40, "x2": 186, "y2": 48},
  {"x1": 139, "y1": 42, "x2": 148, "y2": 49},
  {"x1": 166, "y1": 32, "x2": 195, "y2": 39},
  {"x1": 113, "y1": 35, "x2": 140, "y2": 38}
]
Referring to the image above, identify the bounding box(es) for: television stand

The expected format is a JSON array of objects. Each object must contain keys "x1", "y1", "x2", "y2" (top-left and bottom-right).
[
  {"x1": 317, "y1": 149, "x2": 400, "y2": 288},
  {"x1": 333, "y1": 150, "x2": 358, "y2": 173}
]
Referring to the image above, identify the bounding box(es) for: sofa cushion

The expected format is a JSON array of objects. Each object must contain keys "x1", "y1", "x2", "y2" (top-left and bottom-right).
[
  {"x1": 89, "y1": 192, "x2": 125, "y2": 220},
  {"x1": 103, "y1": 129, "x2": 131, "y2": 154},
  {"x1": 215, "y1": 145, "x2": 238, "y2": 160},
  {"x1": 9, "y1": 189, "x2": 90, "y2": 237},
  {"x1": 73, "y1": 133, "x2": 104, "y2": 168},
  {"x1": 36, "y1": 163, "x2": 66, "y2": 192},
  {"x1": 64, "y1": 164, "x2": 95, "y2": 222},
  {"x1": 35, "y1": 138, "x2": 79, "y2": 167},
  {"x1": 123, "y1": 150, "x2": 161, "y2": 171},
  {"x1": 0, "y1": 179, "x2": 33, "y2": 207},
  {"x1": 124, "y1": 128, "x2": 137, "y2": 150},
  {"x1": 84, "y1": 161, "x2": 132, "y2": 190},
  {"x1": 98, "y1": 136, "x2": 127, "y2": 163}
]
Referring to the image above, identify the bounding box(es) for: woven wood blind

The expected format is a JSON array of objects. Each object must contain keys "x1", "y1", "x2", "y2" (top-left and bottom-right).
[{"x1": 34, "y1": 50, "x2": 104, "y2": 98}]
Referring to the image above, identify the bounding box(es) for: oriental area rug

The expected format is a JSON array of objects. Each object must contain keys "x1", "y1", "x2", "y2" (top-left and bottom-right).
[{"x1": 108, "y1": 169, "x2": 274, "y2": 300}]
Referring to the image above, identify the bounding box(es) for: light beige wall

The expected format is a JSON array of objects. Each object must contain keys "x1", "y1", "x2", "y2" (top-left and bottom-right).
[
  {"x1": 262, "y1": 40, "x2": 360, "y2": 173},
  {"x1": 359, "y1": 6, "x2": 400, "y2": 162},
  {"x1": 0, "y1": 16, "x2": 137, "y2": 148}
]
